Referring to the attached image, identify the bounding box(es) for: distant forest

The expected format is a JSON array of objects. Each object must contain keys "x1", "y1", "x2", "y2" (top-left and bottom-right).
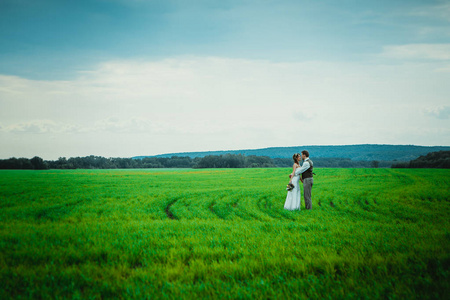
[
  {"x1": 0, "y1": 154, "x2": 396, "y2": 170},
  {"x1": 392, "y1": 151, "x2": 450, "y2": 169}
]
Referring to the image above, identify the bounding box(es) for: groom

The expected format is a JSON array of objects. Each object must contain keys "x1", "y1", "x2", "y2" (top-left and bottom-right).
[{"x1": 290, "y1": 150, "x2": 314, "y2": 210}]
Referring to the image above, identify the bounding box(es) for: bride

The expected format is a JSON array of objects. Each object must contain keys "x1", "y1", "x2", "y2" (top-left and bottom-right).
[{"x1": 284, "y1": 153, "x2": 301, "y2": 210}]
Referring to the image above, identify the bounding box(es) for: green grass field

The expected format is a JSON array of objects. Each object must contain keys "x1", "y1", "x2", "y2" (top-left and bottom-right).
[{"x1": 0, "y1": 168, "x2": 449, "y2": 299}]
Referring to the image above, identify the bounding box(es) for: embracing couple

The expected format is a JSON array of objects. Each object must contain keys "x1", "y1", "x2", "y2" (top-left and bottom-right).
[{"x1": 284, "y1": 150, "x2": 314, "y2": 211}]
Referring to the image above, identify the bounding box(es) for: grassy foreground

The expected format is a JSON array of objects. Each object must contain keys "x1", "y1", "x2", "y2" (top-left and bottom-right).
[{"x1": 0, "y1": 168, "x2": 449, "y2": 299}]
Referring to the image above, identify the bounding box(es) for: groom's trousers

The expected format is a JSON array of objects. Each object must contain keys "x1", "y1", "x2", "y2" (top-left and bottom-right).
[{"x1": 303, "y1": 178, "x2": 313, "y2": 209}]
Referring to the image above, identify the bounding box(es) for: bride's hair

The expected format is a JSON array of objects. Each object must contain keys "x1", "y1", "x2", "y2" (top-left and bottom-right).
[{"x1": 293, "y1": 153, "x2": 300, "y2": 164}]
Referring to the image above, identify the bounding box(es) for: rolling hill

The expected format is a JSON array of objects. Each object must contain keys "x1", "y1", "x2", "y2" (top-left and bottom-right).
[{"x1": 134, "y1": 144, "x2": 450, "y2": 162}]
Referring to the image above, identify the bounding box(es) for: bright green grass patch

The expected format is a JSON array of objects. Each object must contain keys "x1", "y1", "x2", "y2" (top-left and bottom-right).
[{"x1": 0, "y1": 168, "x2": 449, "y2": 299}]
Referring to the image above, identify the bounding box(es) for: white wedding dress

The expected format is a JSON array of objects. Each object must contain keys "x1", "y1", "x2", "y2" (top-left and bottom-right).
[{"x1": 284, "y1": 173, "x2": 301, "y2": 210}]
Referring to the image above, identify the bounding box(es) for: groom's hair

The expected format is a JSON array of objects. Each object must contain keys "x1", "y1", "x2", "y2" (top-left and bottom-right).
[{"x1": 301, "y1": 150, "x2": 309, "y2": 157}]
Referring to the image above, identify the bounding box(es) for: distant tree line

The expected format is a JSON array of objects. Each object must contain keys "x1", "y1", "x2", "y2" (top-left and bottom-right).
[
  {"x1": 391, "y1": 151, "x2": 450, "y2": 168},
  {"x1": 0, "y1": 156, "x2": 197, "y2": 170},
  {"x1": 3, "y1": 151, "x2": 447, "y2": 169},
  {"x1": 0, "y1": 154, "x2": 399, "y2": 169},
  {"x1": 0, "y1": 154, "x2": 274, "y2": 169},
  {"x1": 0, "y1": 156, "x2": 49, "y2": 170}
]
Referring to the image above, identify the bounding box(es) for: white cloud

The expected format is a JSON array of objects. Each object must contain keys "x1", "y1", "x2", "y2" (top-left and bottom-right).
[
  {"x1": 0, "y1": 117, "x2": 179, "y2": 135},
  {"x1": 1, "y1": 56, "x2": 449, "y2": 159},
  {"x1": 381, "y1": 44, "x2": 450, "y2": 61},
  {"x1": 426, "y1": 106, "x2": 450, "y2": 120},
  {"x1": 293, "y1": 110, "x2": 313, "y2": 122},
  {"x1": 92, "y1": 117, "x2": 153, "y2": 133},
  {"x1": 1, "y1": 120, "x2": 81, "y2": 134}
]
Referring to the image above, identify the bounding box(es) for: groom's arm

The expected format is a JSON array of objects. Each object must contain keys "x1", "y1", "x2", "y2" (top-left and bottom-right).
[{"x1": 294, "y1": 161, "x2": 310, "y2": 176}]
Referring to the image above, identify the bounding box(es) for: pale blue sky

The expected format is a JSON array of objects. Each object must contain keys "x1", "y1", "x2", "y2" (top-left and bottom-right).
[{"x1": 1, "y1": 0, "x2": 449, "y2": 159}]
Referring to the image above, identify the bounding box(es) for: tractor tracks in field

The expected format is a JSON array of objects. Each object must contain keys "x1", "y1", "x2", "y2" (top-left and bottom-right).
[
  {"x1": 165, "y1": 194, "x2": 299, "y2": 222},
  {"x1": 34, "y1": 198, "x2": 93, "y2": 221},
  {"x1": 256, "y1": 195, "x2": 276, "y2": 219},
  {"x1": 257, "y1": 195, "x2": 295, "y2": 221},
  {"x1": 165, "y1": 197, "x2": 180, "y2": 220},
  {"x1": 208, "y1": 195, "x2": 227, "y2": 220}
]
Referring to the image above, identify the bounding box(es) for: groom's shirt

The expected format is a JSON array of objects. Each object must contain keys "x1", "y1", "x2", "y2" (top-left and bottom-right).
[{"x1": 294, "y1": 158, "x2": 311, "y2": 176}]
